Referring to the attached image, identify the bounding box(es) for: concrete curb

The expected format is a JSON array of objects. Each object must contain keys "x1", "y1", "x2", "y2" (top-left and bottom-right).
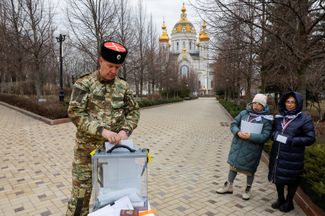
[
  {"x1": 216, "y1": 99, "x2": 234, "y2": 121},
  {"x1": 0, "y1": 99, "x2": 185, "y2": 125},
  {"x1": 0, "y1": 101, "x2": 70, "y2": 125}
]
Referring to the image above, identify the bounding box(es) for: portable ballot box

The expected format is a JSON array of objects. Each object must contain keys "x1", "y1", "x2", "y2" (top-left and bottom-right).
[{"x1": 91, "y1": 144, "x2": 149, "y2": 211}]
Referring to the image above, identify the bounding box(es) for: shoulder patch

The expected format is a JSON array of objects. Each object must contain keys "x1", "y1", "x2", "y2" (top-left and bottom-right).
[
  {"x1": 79, "y1": 72, "x2": 91, "y2": 78},
  {"x1": 118, "y1": 76, "x2": 126, "y2": 81}
]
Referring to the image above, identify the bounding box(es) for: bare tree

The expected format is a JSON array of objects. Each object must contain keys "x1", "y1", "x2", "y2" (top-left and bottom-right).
[
  {"x1": 306, "y1": 59, "x2": 325, "y2": 120},
  {"x1": 133, "y1": 0, "x2": 148, "y2": 97},
  {"x1": 0, "y1": 1, "x2": 8, "y2": 93},
  {"x1": 21, "y1": 0, "x2": 55, "y2": 98},
  {"x1": 3, "y1": 0, "x2": 26, "y2": 94},
  {"x1": 66, "y1": 0, "x2": 118, "y2": 69},
  {"x1": 192, "y1": 0, "x2": 325, "y2": 105},
  {"x1": 146, "y1": 14, "x2": 158, "y2": 94},
  {"x1": 115, "y1": 0, "x2": 137, "y2": 80},
  {"x1": 159, "y1": 55, "x2": 179, "y2": 98},
  {"x1": 192, "y1": 1, "x2": 263, "y2": 101},
  {"x1": 0, "y1": 0, "x2": 57, "y2": 97}
]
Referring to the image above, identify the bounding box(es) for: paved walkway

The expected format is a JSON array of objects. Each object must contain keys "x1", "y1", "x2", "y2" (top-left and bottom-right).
[{"x1": 0, "y1": 98, "x2": 305, "y2": 216}]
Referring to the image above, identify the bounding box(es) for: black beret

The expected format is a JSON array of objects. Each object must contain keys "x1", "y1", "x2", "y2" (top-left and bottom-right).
[{"x1": 100, "y1": 41, "x2": 128, "y2": 64}]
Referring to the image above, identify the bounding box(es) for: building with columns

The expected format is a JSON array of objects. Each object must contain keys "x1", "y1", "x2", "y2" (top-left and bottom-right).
[{"x1": 159, "y1": 3, "x2": 214, "y2": 95}]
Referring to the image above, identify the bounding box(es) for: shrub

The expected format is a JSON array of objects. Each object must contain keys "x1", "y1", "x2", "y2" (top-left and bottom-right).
[
  {"x1": 218, "y1": 99, "x2": 244, "y2": 117},
  {"x1": 184, "y1": 95, "x2": 198, "y2": 100},
  {"x1": 137, "y1": 97, "x2": 183, "y2": 108},
  {"x1": 301, "y1": 143, "x2": 325, "y2": 211},
  {"x1": 0, "y1": 93, "x2": 185, "y2": 119},
  {"x1": 263, "y1": 140, "x2": 272, "y2": 154},
  {"x1": 145, "y1": 92, "x2": 161, "y2": 100},
  {"x1": 0, "y1": 94, "x2": 68, "y2": 119}
]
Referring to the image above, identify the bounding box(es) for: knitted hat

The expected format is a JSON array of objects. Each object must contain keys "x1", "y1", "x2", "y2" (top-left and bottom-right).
[
  {"x1": 100, "y1": 41, "x2": 128, "y2": 64},
  {"x1": 252, "y1": 93, "x2": 267, "y2": 107}
]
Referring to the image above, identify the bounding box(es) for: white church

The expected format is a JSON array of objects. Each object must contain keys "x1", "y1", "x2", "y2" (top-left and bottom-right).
[{"x1": 159, "y1": 3, "x2": 214, "y2": 95}]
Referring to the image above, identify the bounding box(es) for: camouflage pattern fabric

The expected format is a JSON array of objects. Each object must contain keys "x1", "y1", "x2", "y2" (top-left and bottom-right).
[{"x1": 66, "y1": 70, "x2": 140, "y2": 216}]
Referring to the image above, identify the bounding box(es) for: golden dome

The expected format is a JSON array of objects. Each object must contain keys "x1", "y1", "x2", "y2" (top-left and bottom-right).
[
  {"x1": 199, "y1": 20, "x2": 209, "y2": 41},
  {"x1": 172, "y1": 3, "x2": 196, "y2": 34},
  {"x1": 159, "y1": 21, "x2": 169, "y2": 42}
]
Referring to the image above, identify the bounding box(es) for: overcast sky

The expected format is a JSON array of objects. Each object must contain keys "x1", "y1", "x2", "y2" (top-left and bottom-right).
[
  {"x1": 130, "y1": 0, "x2": 201, "y2": 36},
  {"x1": 54, "y1": 0, "x2": 202, "y2": 37}
]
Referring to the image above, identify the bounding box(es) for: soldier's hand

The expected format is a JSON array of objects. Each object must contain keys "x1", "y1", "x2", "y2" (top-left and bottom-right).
[
  {"x1": 118, "y1": 130, "x2": 129, "y2": 140},
  {"x1": 102, "y1": 129, "x2": 121, "y2": 144}
]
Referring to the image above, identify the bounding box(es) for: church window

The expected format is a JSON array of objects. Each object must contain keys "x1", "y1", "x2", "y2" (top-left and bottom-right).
[
  {"x1": 189, "y1": 42, "x2": 192, "y2": 50},
  {"x1": 183, "y1": 41, "x2": 185, "y2": 48},
  {"x1": 182, "y1": 27, "x2": 186, "y2": 32},
  {"x1": 177, "y1": 42, "x2": 179, "y2": 50},
  {"x1": 180, "y1": 65, "x2": 189, "y2": 77}
]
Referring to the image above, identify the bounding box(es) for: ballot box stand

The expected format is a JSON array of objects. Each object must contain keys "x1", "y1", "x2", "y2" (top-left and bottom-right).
[{"x1": 91, "y1": 145, "x2": 149, "y2": 211}]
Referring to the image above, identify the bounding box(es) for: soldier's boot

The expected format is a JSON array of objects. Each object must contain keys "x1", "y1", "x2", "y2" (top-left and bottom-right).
[{"x1": 66, "y1": 188, "x2": 89, "y2": 216}]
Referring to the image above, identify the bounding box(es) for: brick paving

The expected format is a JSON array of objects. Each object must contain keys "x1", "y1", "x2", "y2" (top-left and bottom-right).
[{"x1": 0, "y1": 98, "x2": 305, "y2": 215}]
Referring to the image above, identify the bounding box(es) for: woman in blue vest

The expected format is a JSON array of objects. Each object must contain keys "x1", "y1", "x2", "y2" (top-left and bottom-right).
[{"x1": 268, "y1": 91, "x2": 315, "y2": 212}]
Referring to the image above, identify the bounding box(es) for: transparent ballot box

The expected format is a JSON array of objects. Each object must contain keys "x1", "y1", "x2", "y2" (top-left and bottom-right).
[{"x1": 91, "y1": 145, "x2": 148, "y2": 211}]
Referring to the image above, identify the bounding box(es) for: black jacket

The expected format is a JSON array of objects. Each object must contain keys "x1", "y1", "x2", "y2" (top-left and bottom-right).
[{"x1": 268, "y1": 91, "x2": 316, "y2": 184}]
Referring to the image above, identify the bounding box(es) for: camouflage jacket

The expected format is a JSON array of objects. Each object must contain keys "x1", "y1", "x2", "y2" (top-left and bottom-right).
[{"x1": 68, "y1": 70, "x2": 140, "y2": 141}]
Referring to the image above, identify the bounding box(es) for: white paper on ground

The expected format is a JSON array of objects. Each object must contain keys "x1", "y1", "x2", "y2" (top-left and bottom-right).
[
  {"x1": 88, "y1": 196, "x2": 134, "y2": 216},
  {"x1": 240, "y1": 120, "x2": 263, "y2": 134},
  {"x1": 105, "y1": 140, "x2": 135, "y2": 152},
  {"x1": 87, "y1": 204, "x2": 117, "y2": 216}
]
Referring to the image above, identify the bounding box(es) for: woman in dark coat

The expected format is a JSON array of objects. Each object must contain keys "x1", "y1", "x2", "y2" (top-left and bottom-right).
[{"x1": 268, "y1": 91, "x2": 316, "y2": 212}]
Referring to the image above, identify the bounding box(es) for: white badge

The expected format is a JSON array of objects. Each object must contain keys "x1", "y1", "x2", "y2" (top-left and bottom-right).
[
  {"x1": 276, "y1": 134, "x2": 288, "y2": 144},
  {"x1": 255, "y1": 116, "x2": 262, "y2": 121}
]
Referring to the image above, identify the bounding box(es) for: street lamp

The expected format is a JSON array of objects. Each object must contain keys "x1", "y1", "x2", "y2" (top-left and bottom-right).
[
  {"x1": 56, "y1": 34, "x2": 66, "y2": 102},
  {"x1": 206, "y1": 62, "x2": 209, "y2": 95},
  {"x1": 226, "y1": 78, "x2": 229, "y2": 101}
]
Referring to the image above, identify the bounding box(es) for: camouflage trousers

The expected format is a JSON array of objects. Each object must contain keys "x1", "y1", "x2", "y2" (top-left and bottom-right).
[{"x1": 66, "y1": 136, "x2": 103, "y2": 216}]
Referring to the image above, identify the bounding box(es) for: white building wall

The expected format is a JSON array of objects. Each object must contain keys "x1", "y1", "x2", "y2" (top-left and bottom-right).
[
  {"x1": 171, "y1": 33, "x2": 196, "y2": 54},
  {"x1": 160, "y1": 25, "x2": 214, "y2": 95}
]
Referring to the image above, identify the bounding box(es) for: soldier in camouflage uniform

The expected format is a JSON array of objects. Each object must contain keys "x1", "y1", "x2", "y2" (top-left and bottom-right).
[{"x1": 66, "y1": 41, "x2": 140, "y2": 216}]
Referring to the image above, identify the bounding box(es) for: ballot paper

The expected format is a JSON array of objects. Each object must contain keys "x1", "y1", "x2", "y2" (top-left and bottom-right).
[
  {"x1": 105, "y1": 139, "x2": 135, "y2": 152},
  {"x1": 240, "y1": 120, "x2": 263, "y2": 134},
  {"x1": 88, "y1": 196, "x2": 134, "y2": 216},
  {"x1": 97, "y1": 187, "x2": 144, "y2": 207}
]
